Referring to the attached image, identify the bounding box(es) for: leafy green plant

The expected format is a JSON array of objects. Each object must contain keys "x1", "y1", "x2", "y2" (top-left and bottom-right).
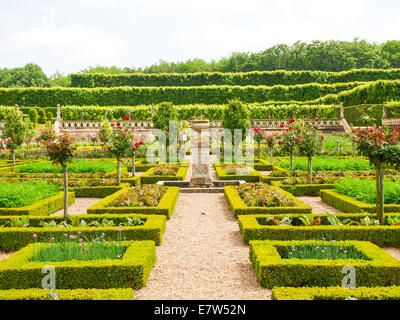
[
  {"x1": 0, "y1": 181, "x2": 59, "y2": 208},
  {"x1": 16, "y1": 160, "x2": 116, "y2": 174},
  {"x1": 299, "y1": 215, "x2": 321, "y2": 226},
  {"x1": 284, "y1": 243, "x2": 367, "y2": 260},
  {"x1": 235, "y1": 183, "x2": 294, "y2": 207},
  {"x1": 109, "y1": 185, "x2": 167, "y2": 208}
]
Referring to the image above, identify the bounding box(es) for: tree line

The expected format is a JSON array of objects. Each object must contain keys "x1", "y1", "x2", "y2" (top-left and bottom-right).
[{"x1": 1, "y1": 39, "x2": 400, "y2": 88}]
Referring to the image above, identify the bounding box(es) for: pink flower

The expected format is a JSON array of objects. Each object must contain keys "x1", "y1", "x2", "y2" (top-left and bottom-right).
[{"x1": 33, "y1": 234, "x2": 37, "y2": 239}]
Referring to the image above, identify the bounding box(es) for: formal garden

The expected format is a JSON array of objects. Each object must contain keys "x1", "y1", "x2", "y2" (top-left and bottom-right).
[{"x1": 1, "y1": 68, "x2": 400, "y2": 301}]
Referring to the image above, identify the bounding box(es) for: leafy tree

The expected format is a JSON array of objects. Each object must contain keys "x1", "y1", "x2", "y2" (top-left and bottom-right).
[
  {"x1": 2, "y1": 108, "x2": 32, "y2": 165},
  {"x1": 43, "y1": 133, "x2": 77, "y2": 220},
  {"x1": 295, "y1": 119, "x2": 324, "y2": 183},
  {"x1": 352, "y1": 125, "x2": 400, "y2": 225},
  {"x1": 152, "y1": 102, "x2": 178, "y2": 151},
  {"x1": 382, "y1": 40, "x2": 400, "y2": 68},
  {"x1": 222, "y1": 100, "x2": 250, "y2": 153},
  {"x1": 0, "y1": 63, "x2": 49, "y2": 87},
  {"x1": 105, "y1": 119, "x2": 134, "y2": 185}
]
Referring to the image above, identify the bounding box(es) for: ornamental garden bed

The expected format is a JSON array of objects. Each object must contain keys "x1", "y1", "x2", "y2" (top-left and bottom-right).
[
  {"x1": 321, "y1": 178, "x2": 400, "y2": 213},
  {"x1": 250, "y1": 240, "x2": 400, "y2": 288},
  {"x1": 87, "y1": 185, "x2": 179, "y2": 219},
  {"x1": 0, "y1": 240, "x2": 156, "y2": 290},
  {"x1": 215, "y1": 164, "x2": 262, "y2": 182},
  {"x1": 140, "y1": 164, "x2": 189, "y2": 184},
  {"x1": 0, "y1": 177, "x2": 130, "y2": 198},
  {"x1": 0, "y1": 181, "x2": 75, "y2": 216},
  {"x1": 1, "y1": 169, "x2": 129, "y2": 179},
  {"x1": 271, "y1": 286, "x2": 400, "y2": 300},
  {"x1": 271, "y1": 180, "x2": 334, "y2": 196},
  {"x1": 214, "y1": 158, "x2": 273, "y2": 171},
  {"x1": 278, "y1": 157, "x2": 375, "y2": 172},
  {"x1": 15, "y1": 160, "x2": 118, "y2": 174},
  {"x1": 0, "y1": 213, "x2": 166, "y2": 250},
  {"x1": 0, "y1": 288, "x2": 135, "y2": 300},
  {"x1": 238, "y1": 213, "x2": 400, "y2": 247},
  {"x1": 224, "y1": 183, "x2": 312, "y2": 217}
]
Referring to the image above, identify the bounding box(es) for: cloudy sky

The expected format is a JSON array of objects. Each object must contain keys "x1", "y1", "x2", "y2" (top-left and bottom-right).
[{"x1": 1, "y1": 0, "x2": 399, "y2": 76}]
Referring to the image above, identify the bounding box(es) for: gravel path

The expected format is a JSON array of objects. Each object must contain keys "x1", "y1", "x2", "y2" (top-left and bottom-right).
[
  {"x1": 298, "y1": 196, "x2": 342, "y2": 214},
  {"x1": 134, "y1": 193, "x2": 270, "y2": 300},
  {"x1": 51, "y1": 198, "x2": 102, "y2": 216},
  {"x1": 383, "y1": 248, "x2": 400, "y2": 260},
  {"x1": 0, "y1": 251, "x2": 14, "y2": 261}
]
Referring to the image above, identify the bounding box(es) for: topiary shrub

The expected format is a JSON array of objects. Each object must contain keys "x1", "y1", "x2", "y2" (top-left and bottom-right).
[
  {"x1": 46, "y1": 112, "x2": 53, "y2": 123},
  {"x1": 38, "y1": 108, "x2": 47, "y2": 124},
  {"x1": 28, "y1": 109, "x2": 38, "y2": 124},
  {"x1": 222, "y1": 99, "x2": 250, "y2": 150}
]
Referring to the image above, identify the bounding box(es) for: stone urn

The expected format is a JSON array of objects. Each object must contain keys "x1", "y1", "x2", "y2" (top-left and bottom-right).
[{"x1": 190, "y1": 119, "x2": 212, "y2": 187}]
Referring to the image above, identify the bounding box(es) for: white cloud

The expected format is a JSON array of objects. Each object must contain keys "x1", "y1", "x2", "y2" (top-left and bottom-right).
[{"x1": 2, "y1": 25, "x2": 128, "y2": 63}]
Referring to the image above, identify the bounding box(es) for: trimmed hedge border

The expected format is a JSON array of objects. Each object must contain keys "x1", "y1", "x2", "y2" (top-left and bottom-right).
[
  {"x1": 271, "y1": 181, "x2": 334, "y2": 196},
  {"x1": 250, "y1": 239, "x2": 400, "y2": 288},
  {"x1": 0, "y1": 82, "x2": 362, "y2": 107},
  {"x1": 66, "y1": 184, "x2": 130, "y2": 198},
  {"x1": 129, "y1": 159, "x2": 157, "y2": 172},
  {"x1": 215, "y1": 165, "x2": 262, "y2": 182},
  {"x1": 120, "y1": 176, "x2": 141, "y2": 187},
  {"x1": 321, "y1": 189, "x2": 400, "y2": 213},
  {"x1": 0, "y1": 240, "x2": 156, "y2": 290},
  {"x1": 224, "y1": 185, "x2": 312, "y2": 217},
  {"x1": 71, "y1": 69, "x2": 400, "y2": 88},
  {"x1": 0, "y1": 213, "x2": 166, "y2": 250},
  {"x1": 271, "y1": 286, "x2": 400, "y2": 300},
  {"x1": 87, "y1": 187, "x2": 180, "y2": 219},
  {"x1": 0, "y1": 288, "x2": 135, "y2": 300},
  {"x1": 140, "y1": 165, "x2": 189, "y2": 184},
  {"x1": 0, "y1": 192, "x2": 75, "y2": 216},
  {"x1": 238, "y1": 213, "x2": 400, "y2": 247}
]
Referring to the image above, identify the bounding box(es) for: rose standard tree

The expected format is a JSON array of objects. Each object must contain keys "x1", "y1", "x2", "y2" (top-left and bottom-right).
[
  {"x1": 353, "y1": 125, "x2": 400, "y2": 225},
  {"x1": 295, "y1": 119, "x2": 324, "y2": 184},
  {"x1": 105, "y1": 119, "x2": 133, "y2": 186},
  {"x1": 131, "y1": 140, "x2": 144, "y2": 177},
  {"x1": 264, "y1": 132, "x2": 277, "y2": 164},
  {"x1": 43, "y1": 133, "x2": 77, "y2": 220},
  {"x1": 278, "y1": 119, "x2": 298, "y2": 175}
]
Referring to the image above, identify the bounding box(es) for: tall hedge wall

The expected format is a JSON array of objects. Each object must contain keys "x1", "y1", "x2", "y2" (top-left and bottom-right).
[
  {"x1": 0, "y1": 104, "x2": 339, "y2": 121},
  {"x1": 0, "y1": 82, "x2": 361, "y2": 107},
  {"x1": 318, "y1": 80, "x2": 400, "y2": 106},
  {"x1": 70, "y1": 69, "x2": 400, "y2": 87}
]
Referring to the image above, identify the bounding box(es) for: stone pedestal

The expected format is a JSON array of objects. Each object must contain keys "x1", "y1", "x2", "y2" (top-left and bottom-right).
[{"x1": 190, "y1": 120, "x2": 212, "y2": 187}]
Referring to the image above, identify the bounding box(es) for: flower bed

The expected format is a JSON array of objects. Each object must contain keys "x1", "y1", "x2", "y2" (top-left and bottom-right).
[
  {"x1": 271, "y1": 286, "x2": 400, "y2": 300},
  {"x1": 238, "y1": 213, "x2": 400, "y2": 246},
  {"x1": 224, "y1": 183, "x2": 311, "y2": 217},
  {"x1": 321, "y1": 189, "x2": 400, "y2": 213},
  {"x1": 140, "y1": 164, "x2": 189, "y2": 184},
  {"x1": 0, "y1": 288, "x2": 135, "y2": 300},
  {"x1": 87, "y1": 186, "x2": 179, "y2": 219},
  {"x1": 0, "y1": 240, "x2": 156, "y2": 289},
  {"x1": 0, "y1": 191, "x2": 75, "y2": 216},
  {"x1": 250, "y1": 240, "x2": 400, "y2": 288},
  {"x1": 215, "y1": 164, "x2": 261, "y2": 182},
  {"x1": 0, "y1": 213, "x2": 166, "y2": 250}
]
